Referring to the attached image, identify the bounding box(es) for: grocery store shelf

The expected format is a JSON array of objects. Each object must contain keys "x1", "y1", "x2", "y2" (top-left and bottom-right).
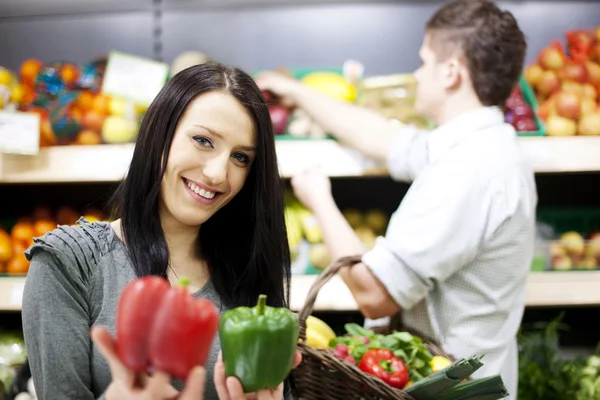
[
  {"x1": 289, "y1": 271, "x2": 600, "y2": 311},
  {"x1": 2, "y1": 271, "x2": 599, "y2": 312},
  {"x1": 1, "y1": 136, "x2": 599, "y2": 184},
  {"x1": 519, "y1": 136, "x2": 600, "y2": 174}
]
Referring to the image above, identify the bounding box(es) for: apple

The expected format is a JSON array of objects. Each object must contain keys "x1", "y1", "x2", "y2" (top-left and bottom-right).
[
  {"x1": 545, "y1": 114, "x2": 577, "y2": 136},
  {"x1": 580, "y1": 256, "x2": 597, "y2": 269},
  {"x1": 539, "y1": 46, "x2": 566, "y2": 70},
  {"x1": 560, "y1": 231, "x2": 586, "y2": 257},
  {"x1": 555, "y1": 91, "x2": 581, "y2": 120},
  {"x1": 268, "y1": 105, "x2": 290, "y2": 135},
  {"x1": 561, "y1": 80, "x2": 584, "y2": 97},
  {"x1": 552, "y1": 255, "x2": 572, "y2": 270},
  {"x1": 586, "y1": 62, "x2": 600, "y2": 86},
  {"x1": 536, "y1": 70, "x2": 561, "y2": 96},
  {"x1": 582, "y1": 83, "x2": 597, "y2": 99},
  {"x1": 559, "y1": 62, "x2": 588, "y2": 84},
  {"x1": 578, "y1": 111, "x2": 600, "y2": 136},
  {"x1": 524, "y1": 64, "x2": 544, "y2": 87},
  {"x1": 580, "y1": 96, "x2": 597, "y2": 116}
]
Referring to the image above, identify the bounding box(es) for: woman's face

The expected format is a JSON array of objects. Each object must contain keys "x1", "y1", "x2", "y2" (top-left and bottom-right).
[{"x1": 160, "y1": 90, "x2": 257, "y2": 228}]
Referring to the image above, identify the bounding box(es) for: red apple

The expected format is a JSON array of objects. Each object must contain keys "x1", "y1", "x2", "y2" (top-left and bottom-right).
[
  {"x1": 559, "y1": 62, "x2": 588, "y2": 84},
  {"x1": 578, "y1": 111, "x2": 600, "y2": 136},
  {"x1": 586, "y1": 62, "x2": 600, "y2": 86},
  {"x1": 539, "y1": 47, "x2": 566, "y2": 70},
  {"x1": 555, "y1": 91, "x2": 582, "y2": 120},
  {"x1": 524, "y1": 64, "x2": 544, "y2": 87},
  {"x1": 268, "y1": 105, "x2": 290, "y2": 135},
  {"x1": 536, "y1": 70, "x2": 561, "y2": 96},
  {"x1": 513, "y1": 102, "x2": 533, "y2": 121}
]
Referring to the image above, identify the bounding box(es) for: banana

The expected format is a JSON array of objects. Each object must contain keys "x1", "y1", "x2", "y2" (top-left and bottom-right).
[
  {"x1": 296, "y1": 207, "x2": 323, "y2": 244},
  {"x1": 303, "y1": 315, "x2": 336, "y2": 348},
  {"x1": 284, "y1": 205, "x2": 303, "y2": 256}
]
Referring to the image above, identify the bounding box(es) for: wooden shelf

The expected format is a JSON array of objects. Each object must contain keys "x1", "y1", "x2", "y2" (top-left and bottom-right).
[
  {"x1": 1, "y1": 136, "x2": 599, "y2": 184},
  {"x1": 2, "y1": 271, "x2": 599, "y2": 312}
]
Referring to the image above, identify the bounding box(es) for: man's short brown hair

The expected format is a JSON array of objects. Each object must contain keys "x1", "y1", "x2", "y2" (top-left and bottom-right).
[{"x1": 426, "y1": 0, "x2": 526, "y2": 107}]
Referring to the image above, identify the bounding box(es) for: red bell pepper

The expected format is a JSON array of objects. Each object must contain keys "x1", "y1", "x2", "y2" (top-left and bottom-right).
[
  {"x1": 116, "y1": 276, "x2": 220, "y2": 380},
  {"x1": 358, "y1": 348, "x2": 409, "y2": 389}
]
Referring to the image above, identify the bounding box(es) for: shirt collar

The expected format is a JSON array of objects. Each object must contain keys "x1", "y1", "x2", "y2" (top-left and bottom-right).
[{"x1": 427, "y1": 106, "x2": 506, "y2": 164}]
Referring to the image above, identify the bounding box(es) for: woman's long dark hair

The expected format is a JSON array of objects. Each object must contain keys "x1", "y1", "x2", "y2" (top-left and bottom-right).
[{"x1": 111, "y1": 63, "x2": 291, "y2": 311}]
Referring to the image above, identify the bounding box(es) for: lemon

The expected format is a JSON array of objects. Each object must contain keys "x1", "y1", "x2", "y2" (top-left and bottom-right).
[
  {"x1": 430, "y1": 356, "x2": 452, "y2": 373},
  {"x1": 0, "y1": 67, "x2": 14, "y2": 86},
  {"x1": 10, "y1": 84, "x2": 25, "y2": 104},
  {"x1": 301, "y1": 72, "x2": 356, "y2": 102}
]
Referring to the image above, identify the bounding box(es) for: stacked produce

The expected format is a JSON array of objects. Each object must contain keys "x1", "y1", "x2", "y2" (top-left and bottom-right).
[
  {"x1": 324, "y1": 323, "x2": 508, "y2": 399},
  {"x1": 550, "y1": 230, "x2": 600, "y2": 270},
  {"x1": 262, "y1": 70, "x2": 357, "y2": 138},
  {"x1": 0, "y1": 56, "x2": 150, "y2": 148},
  {"x1": 504, "y1": 85, "x2": 540, "y2": 134},
  {"x1": 524, "y1": 26, "x2": 600, "y2": 136},
  {"x1": 0, "y1": 206, "x2": 106, "y2": 275},
  {"x1": 284, "y1": 192, "x2": 388, "y2": 272}
]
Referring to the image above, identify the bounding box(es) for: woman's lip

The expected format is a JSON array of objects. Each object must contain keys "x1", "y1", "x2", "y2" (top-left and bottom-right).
[
  {"x1": 182, "y1": 178, "x2": 222, "y2": 205},
  {"x1": 182, "y1": 177, "x2": 221, "y2": 194}
]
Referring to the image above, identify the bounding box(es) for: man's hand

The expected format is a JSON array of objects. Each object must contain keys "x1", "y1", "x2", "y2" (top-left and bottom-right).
[
  {"x1": 254, "y1": 71, "x2": 304, "y2": 108},
  {"x1": 290, "y1": 165, "x2": 333, "y2": 213}
]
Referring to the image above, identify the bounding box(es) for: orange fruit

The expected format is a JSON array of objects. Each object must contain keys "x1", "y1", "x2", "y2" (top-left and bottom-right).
[
  {"x1": 60, "y1": 64, "x2": 79, "y2": 84},
  {"x1": 76, "y1": 129, "x2": 102, "y2": 145},
  {"x1": 11, "y1": 222, "x2": 34, "y2": 244},
  {"x1": 56, "y1": 206, "x2": 80, "y2": 226},
  {"x1": 6, "y1": 253, "x2": 30, "y2": 275},
  {"x1": 92, "y1": 94, "x2": 111, "y2": 115},
  {"x1": 75, "y1": 90, "x2": 95, "y2": 111},
  {"x1": 0, "y1": 229, "x2": 13, "y2": 263},
  {"x1": 82, "y1": 110, "x2": 107, "y2": 133},
  {"x1": 20, "y1": 59, "x2": 44, "y2": 85},
  {"x1": 33, "y1": 219, "x2": 56, "y2": 237}
]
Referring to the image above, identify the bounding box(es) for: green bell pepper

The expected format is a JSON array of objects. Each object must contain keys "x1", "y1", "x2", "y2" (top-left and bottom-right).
[{"x1": 219, "y1": 294, "x2": 299, "y2": 393}]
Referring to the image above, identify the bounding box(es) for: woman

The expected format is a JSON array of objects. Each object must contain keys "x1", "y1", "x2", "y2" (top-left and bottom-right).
[{"x1": 21, "y1": 63, "x2": 299, "y2": 399}]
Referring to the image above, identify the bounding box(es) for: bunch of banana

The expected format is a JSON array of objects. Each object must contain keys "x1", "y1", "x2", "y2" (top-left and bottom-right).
[
  {"x1": 284, "y1": 205, "x2": 303, "y2": 260},
  {"x1": 303, "y1": 315, "x2": 337, "y2": 349}
]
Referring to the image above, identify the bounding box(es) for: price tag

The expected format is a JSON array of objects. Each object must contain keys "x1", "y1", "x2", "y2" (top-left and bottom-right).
[
  {"x1": 0, "y1": 111, "x2": 40, "y2": 155},
  {"x1": 10, "y1": 282, "x2": 25, "y2": 307},
  {"x1": 101, "y1": 51, "x2": 169, "y2": 107}
]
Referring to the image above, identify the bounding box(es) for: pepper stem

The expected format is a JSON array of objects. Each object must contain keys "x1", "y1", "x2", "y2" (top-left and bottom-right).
[
  {"x1": 178, "y1": 277, "x2": 191, "y2": 289},
  {"x1": 257, "y1": 294, "x2": 267, "y2": 316}
]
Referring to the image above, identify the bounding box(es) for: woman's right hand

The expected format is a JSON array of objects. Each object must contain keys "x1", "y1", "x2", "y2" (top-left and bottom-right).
[{"x1": 91, "y1": 326, "x2": 206, "y2": 400}]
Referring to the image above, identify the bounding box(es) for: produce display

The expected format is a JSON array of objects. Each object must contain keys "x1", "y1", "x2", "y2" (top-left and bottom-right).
[
  {"x1": 549, "y1": 230, "x2": 600, "y2": 270},
  {"x1": 219, "y1": 294, "x2": 299, "y2": 393},
  {"x1": 524, "y1": 26, "x2": 600, "y2": 136},
  {"x1": 116, "y1": 276, "x2": 220, "y2": 380},
  {"x1": 504, "y1": 83, "x2": 542, "y2": 134},
  {"x1": 325, "y1": 323, "x2": 508, "y2": 399},
  {"x1": 0, "y1": 206, "x2": 106, "y2": 275}
]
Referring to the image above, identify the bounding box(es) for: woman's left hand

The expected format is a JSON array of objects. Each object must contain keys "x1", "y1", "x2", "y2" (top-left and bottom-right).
[{"x1": 214, "y1": 351, "x2": 302, "y2": 400}]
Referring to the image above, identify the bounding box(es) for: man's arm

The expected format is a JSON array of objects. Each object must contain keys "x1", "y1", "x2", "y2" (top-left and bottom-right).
[{"x1": 256, "y1": 72, "x2": 397, "y2": 163}]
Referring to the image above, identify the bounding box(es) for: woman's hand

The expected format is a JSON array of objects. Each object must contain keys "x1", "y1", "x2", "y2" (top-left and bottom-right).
[
  {"x1": 91, "y1": 326, "x2": 206, "y2": 400},
  {"x1": 214, "y1": 351, "x2": 302, "y2": 400}
]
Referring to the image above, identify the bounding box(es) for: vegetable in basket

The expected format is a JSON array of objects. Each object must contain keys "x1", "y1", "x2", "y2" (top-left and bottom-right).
[
  {"x1": 116, "y1": 276, "x2": 220, "y2": 380},
  {"x1": 358, "y1": 348, "x2": 409, "y2": 389},
  {"x1": 219, "y1": 294, "x2": 299, "y2": 393}
]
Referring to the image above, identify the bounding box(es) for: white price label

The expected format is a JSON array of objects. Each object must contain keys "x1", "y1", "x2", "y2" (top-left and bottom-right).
[
  {"x1": 101, "y1": 51, "x2": 169, "y2": 107},
  {"x1": 0, "y1": 111, "x2": 40, "y2": 155},
  {"x1": 10, "y1": 283, "x2": 25, "y2": 306}
]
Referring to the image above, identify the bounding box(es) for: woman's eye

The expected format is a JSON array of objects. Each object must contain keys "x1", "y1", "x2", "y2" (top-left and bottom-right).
[
  {"x1": 193, "y1": 136, "x2": 213, "y2": 147},
  {"x1": 232, "y1": 153, "x2": 250, "y2": 164}
]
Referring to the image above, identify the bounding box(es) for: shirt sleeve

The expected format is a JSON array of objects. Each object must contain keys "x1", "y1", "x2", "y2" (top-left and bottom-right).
[
  {"x1": 386, "y1": 126, "x2": 431, "y2": 182},
  {"x1": 22, "y1": 231, "x2": 99, "y2": 400},
  {"x1": 361, "y1": 168, "x2": 493, "y2": 310}
]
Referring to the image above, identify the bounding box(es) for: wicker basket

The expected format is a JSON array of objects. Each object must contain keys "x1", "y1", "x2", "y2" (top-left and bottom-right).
[{"x1": 293, "y1": 255, "x2": 454, "y2": 400}]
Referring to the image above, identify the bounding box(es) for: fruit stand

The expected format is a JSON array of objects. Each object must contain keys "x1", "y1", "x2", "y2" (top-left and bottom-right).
[{"x1": 1, "y1": 1, "x2": 600, "y2": 399}]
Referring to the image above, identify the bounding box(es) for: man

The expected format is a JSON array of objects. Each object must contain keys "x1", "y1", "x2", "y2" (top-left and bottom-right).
[{"x1": 256, "y1": 0, "x2": 537, "y2": 398}]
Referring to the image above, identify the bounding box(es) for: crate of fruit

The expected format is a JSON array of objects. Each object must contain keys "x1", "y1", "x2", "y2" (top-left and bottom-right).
[
  {"x1": 293, "y1": 255, "x2": 511, "y2": 400},
  {"x1": 505, "y1": 76, "x2": 546, "y2": 137}
]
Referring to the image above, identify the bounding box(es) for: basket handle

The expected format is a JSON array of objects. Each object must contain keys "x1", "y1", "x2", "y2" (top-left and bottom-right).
[{"x1": 298, "y1": 254, "x2": 363, "y2": 341}]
